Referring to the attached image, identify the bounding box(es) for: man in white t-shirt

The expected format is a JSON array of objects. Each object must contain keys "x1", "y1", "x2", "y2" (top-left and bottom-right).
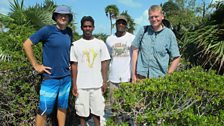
[
  {"x1": 106, "y1": 15, "x2": 135, "y2": 104},
  {"x1": 70, "y1": 16, "x2": 110, "y2": 126}
]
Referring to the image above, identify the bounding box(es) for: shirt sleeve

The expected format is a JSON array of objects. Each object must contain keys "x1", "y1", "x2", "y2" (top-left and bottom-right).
[
  {"x1": 105, "y1": 37, "x2": 113, "y2": 56},
  {"x1": 168, "y1": 31, "x2": 181, "y2": 58},
  {"x1": 131, "y1": 26, "x2": 145, "y2": 49},
  {"x1": 100, "y1": 41, "x2": 111, "y2": 61},
  {"x1": 70, "y1": 43, "x2": 78, "y2": 62},
  {"x1": 29, "y1": 26, "x2": 49, "y2": 45}
]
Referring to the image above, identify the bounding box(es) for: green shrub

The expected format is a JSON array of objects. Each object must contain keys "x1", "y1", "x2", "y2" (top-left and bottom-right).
[
  {"x1": 0, "y1": 24, "x2": 40, "y2": 125},
  {"x1": 111, "y1": 67, "x2": 224, "y2": 125}
]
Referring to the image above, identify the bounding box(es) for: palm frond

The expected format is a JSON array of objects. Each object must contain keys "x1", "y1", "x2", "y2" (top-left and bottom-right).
[
  {"x1": 25, "y1": 4, "x2": 55, "y2": 29},
  {"x1": 182, "y1": 23, "x2": 224, "y2": 74},
  {"x1": 0, "y1": 47, "x2": 12, "y2": 62}
]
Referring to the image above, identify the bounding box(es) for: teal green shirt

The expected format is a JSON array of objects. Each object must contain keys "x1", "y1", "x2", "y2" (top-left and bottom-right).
[{"x1": 132, "y1": 26, "x2": 180, "y2": 78}]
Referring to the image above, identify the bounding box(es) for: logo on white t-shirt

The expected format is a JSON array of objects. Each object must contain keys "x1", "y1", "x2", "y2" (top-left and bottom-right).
[
  {"x1": 82, "y1": 48, "x2": 98, "y2": 68},
  {"x1": 112, "y1": 42, "x2": 130, "y2": 57}
]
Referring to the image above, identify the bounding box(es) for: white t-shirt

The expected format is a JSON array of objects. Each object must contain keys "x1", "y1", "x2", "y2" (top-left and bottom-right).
[
  {"x1": 106, "y1": 32, "x2": 135, "y2": 83},
  {"x1": 70, "y1": 38, "x2": 110, "y2": 89}
]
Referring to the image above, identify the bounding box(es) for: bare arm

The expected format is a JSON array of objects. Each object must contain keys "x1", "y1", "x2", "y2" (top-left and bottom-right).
[
  {"x1": 71, "y1": 62, "x2": 78, "y2": 96},
  {"x1": 131, "y1": 47, "x2": 139, "y2": 83},
  {"x1": 23, "y1": 39, "x2": 37, "y2": 68},
  {"x1": 23, "y1": 39, "x2": 51, "y2": 74},
  {"x1": 101, "y1": 60, "x2": 109, "y2": 94},
  {"x1": 168, "y1": 56, "x2": 180, "y2": 74}
]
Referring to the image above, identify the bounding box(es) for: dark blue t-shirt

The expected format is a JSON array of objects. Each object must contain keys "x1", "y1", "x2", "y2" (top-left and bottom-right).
[{"x1": 30, "y1": 25, "x2": 72, "y2": 78}]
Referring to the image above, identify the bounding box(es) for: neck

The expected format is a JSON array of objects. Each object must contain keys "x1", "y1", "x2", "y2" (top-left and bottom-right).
[
  {"x1": 56, "y1": 24, "x2": 66, "y2": 30},
  {"x1": 83, "y1": 35, "x2": 94, "y2": 40},
  {"x1": 115, "y1": 31, "x2": 126, "y2": 37},
  {"x1": 152, "y1": 25, "x2": 163, "y2": 32}
]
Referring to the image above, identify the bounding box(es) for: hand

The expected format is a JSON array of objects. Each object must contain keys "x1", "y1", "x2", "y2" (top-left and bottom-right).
[
  {"x1": 101, "y1": 82, "x2": 107, "y2": 94},
  {"x1": 34, "y1": 64, "x2": 52, "y2": 74},
  {"x1": 132, "y1": 74, "x2": 137, "y2": 83},
  {"x1": 72, "y1": 84, "x2": 78, "y2": 97},
  {"x1": 69, "y1": 64, "x2": 71, "y2": 70},
  {"x1": 167, "y1": 72, "x2": 172, "y2": 76}
]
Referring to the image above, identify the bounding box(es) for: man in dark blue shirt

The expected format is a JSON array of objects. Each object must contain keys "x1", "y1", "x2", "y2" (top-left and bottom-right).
[{"x1": 23, "y1": 5, "x2": 73, "y2": 126}]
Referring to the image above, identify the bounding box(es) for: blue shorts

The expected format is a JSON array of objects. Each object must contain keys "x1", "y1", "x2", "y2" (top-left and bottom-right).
[{"x1": 38, "y1": 76, "x2": 71, "y2": 116}]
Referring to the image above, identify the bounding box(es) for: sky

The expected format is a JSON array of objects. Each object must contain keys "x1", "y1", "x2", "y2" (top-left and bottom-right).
[{"x1": 0, "y1": 0, "x2": 221, "y2": 35}]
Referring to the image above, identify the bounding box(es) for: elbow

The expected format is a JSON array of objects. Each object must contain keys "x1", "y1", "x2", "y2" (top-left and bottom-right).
[
  {"x1": 23, "y1": 39, "x2": 33, "y2": 49},
  {"x1": 173, "y1": 56, "x2": 181, "y2": 61}
]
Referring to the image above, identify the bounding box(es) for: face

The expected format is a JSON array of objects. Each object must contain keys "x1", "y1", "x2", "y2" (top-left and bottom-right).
[
  {"x1": 148, "y1": 10, "x2": 164, "y2": 28},
  {"x1": 56, "y1": 14, "x2": 69, "y2": 26},
  {"x1": 81, "y1": 21, "x2": 94, "y2": 37},
  {"x1": 116, "y1": 20, "x2": 127, "y2": 32}
]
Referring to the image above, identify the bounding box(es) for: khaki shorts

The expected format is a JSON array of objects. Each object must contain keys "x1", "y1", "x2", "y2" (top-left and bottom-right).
[{"x1": 75, "y1": 88, "x2": 105, "y2": 117}]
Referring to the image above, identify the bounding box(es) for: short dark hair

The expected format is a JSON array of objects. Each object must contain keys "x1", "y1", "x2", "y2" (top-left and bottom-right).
[{"x1": 81, "y1": 16, "x2": 95, "y2": 27}]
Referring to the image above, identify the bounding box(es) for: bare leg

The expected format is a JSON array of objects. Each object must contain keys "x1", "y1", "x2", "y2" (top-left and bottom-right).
[
  {"x1": 80, "y1": 116, "x2": 87, "y2": 126},
  {"x1": 92, "y1": 114, "x2": 100, "y2": 126},
  {"x1": 36, "y1": 114, "x2": 46, "y2": 126},
  {"x1": 57, "y1": 108, "x2": 66, "y2": 126}
]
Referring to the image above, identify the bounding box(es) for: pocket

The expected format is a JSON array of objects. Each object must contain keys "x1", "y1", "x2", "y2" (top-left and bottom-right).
[
  {"x1": 154, "y1": 44, "x2": 167, "y2": 57},
  {"x1": 157, "y1": 50, "x2": 167, "y2": 57},
  {"x1": 75, "y1": 97, "x2": 84, "y2": 113}
]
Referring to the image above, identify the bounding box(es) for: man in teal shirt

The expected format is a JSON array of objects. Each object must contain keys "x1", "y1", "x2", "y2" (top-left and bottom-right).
[{"x1": 131, "y1": 5, "x2": 180, "y2": 82}]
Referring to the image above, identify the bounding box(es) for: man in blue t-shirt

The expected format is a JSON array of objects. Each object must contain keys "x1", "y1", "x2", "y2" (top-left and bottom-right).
[
  {"x1": 23, "y1": 5, "x2": 73, "y2": 125},
  {"x1": 131, "y1": 5, "x2": 181, "y2": 82}
]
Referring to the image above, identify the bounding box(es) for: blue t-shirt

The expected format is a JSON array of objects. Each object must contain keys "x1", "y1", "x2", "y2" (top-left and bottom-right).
[
  {"x1": 30, "y1": 25, "x2": 72, "y2": 78},
  {"x1": 132, "y1": 26, "x2": 180, "y2": 78}
]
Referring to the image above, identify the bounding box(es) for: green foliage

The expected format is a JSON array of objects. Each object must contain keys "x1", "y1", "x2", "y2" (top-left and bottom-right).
[
  {"x1": 0, "y1": 67, "x2": 39, "y2": 125},
  {"x1": 181, "y1": 1, "x2": 224, "y2": 74},
  {"x1": 0, "y1": 20, "x2": 41, "y2": 125},
  {"x1": 0, "y1": 0, "x2": 78, "y2": 124},
  {"x1": 0, "y1": 0, "x2": 56, "y2": 125},
  {"x1": 105, "y1": 5, "x2": 136, "y2": 34},
  {"x1": 8, "y1": 0, "x2": 56, "y2": 30},
  {"x1": 162, "y1": 1, "x2": 180, "y2": 17},
  {"x1": 105, "y1": 4, "x2": 120, "y2": 18},
  {"x1": 120, "y1": 11, "x2": 136, "y2": 33},
  {"x1": 105, "y1": 4, "x2": 120, "y2": 34},
  {"x1": 94, "y1": 33, "x2": 108, "y2": 42},
  {"x1": 0, "y1": 23, "x2": 39, "y2": 68},
  {"x1": 1, "y1": 0, "x2": 223, "y2": 125},
  {"x1": 111, "y1": 67, "x2": 224, "y2": 125},
  {"x1": 24, "y1": 4, "x2": 55, "y2": 29},
  {"x1": 8, "y1": 0, "x2": 26, "y2": 25},
  {"x1": 162, "y1": 0, "x2": 202, "y2": 39},
  {"x1": 211, "y1": 1, "x2": 224, "y2": 24}
]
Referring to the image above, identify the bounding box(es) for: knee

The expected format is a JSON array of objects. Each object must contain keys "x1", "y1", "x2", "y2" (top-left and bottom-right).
[
  {"x1": 58, "y1": 108, "x2": 67, "y2": 113},
  {"x1": 37, "y1": 107, "x2": 54, "y2": 116}
]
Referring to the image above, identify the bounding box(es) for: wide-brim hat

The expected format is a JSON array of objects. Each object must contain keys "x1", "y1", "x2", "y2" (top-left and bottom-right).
[{"x1": 52, "y1": 5, "x2": 73, "y2": 23}]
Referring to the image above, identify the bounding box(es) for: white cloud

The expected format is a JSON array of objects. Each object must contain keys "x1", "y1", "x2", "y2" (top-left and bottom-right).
[
  {"x1": 213, "y1": 0, "x2": 223, "y2": 2},
  {"x1": 0, "y1": 0, "x2": 12, "y2": 5},
  {"x1": 0, "y1": 0, "x2": 13, "y2": 15},
  {"x1": 117, "y1": 0, "x2": 142, "y2": 8},
  {"x1": 134, "y1": 9, "x2": 149, "y2": 33},
  {"x1": 211, "y1": 0, "x2": 223, "y2": 4},
  {"x1": 0, "y1": 8, "x2": 9, "y2": 15}
]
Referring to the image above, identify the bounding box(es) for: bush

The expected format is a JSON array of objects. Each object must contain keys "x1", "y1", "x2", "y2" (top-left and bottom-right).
[
  {"x1": 0, "y1": 24, "x2": 41, "y2": 125},
  {"x1": 111, "y1": 67, "x2": 224, "y2": 125}
]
